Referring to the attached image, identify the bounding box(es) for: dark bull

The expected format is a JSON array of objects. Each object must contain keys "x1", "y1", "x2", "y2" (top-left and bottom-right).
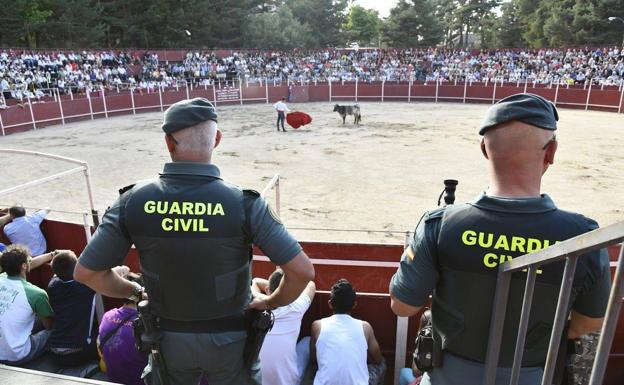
[{"x1": 333, "y1": 104, "x2": 362, "y2": 124}]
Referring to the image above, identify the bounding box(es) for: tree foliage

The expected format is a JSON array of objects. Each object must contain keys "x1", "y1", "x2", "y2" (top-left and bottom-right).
[
  {"x1": 382, "y1": 0, "x2": 444, "y2": 47},
  {"x1": 243, "y1": 6, "x2": 317, "y2": 49},
  {"x1": 286, "y1": 0, "x2": 348, "y2": 47},
  {"x1": 343, "y1": 5, "x2": 381, "y2": 46},
  {"x1": 0, "y1": 0, "x2": 622, "y2": 49},
  {"x1": 516, "y1": 0, "x2": 624, "y2": 48},
  {"x1": 492, "y1": 1, "x2": 525, "y2": 48}
]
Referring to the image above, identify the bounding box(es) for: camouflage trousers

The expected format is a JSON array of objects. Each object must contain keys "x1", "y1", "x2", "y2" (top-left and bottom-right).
[{"x1": 567, "y1": 331, "x2": 601, "y2": 385}]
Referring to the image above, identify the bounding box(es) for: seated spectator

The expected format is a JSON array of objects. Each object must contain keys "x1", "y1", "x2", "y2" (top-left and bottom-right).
[
  {"x1": 0, "y1": 210, "x2": 55, "y2": 271},
  {"x1": 1, "y1": 205, "x2": 50, "y2": 256},
  {"x1": 255, "y1": 269, "x2": 316, "y2": 385},
  {"x1": 309, "y1": 279, "x2": 385, "y2": 385},
  {"x1": 47, "y1": 250, "x2": 98, "y2": 367},
  {"x1": 400, "y1": 366, "x2": 420, "y2": 385},
  {"x1": 98, "y1": 272, "x2": 148, "y2": 385},
  {"x1": 0, "y1": 250, "x2": 55, "y2": 274},
  {"x1": 0, "y1": 245, "x2": 54, "y2": 365}
]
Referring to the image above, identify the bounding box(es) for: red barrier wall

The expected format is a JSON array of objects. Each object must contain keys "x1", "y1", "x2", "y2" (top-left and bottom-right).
[
  {"x1": 189, "y1": 87, "x2": 214, "y2": 100},
  {"x1": 89, "y1": 96, "x2": 106, "y2": 117},
  {"x1": 331, "y1": 83, "x2": 356, "y2": 101},
  {"x1": 589, "y1": 89, "x2": 621, "y2": 109},
  {"x1": 558, "y1": 88, "x2": 591, "y2": 107},
  {"x1": 358, "y1": 83, "x2": 383, "y2": 102},
  {"x1": 309, "y1": 84, "x2": 329, "y2": 102},
  {"x1": 62, "y1": 98, "x2": 94, "y2": 123},
  {"x1": 384, "y1": 83, "x2": 410, "y2": 100},
  {"x1": 32, "y1": 102, "x2": 63, "y2": 128},
  {"x1": 133, "y1": 92, "x2": 162, "y2": 113},
  {"x1": 267, "y1": 85, "x2": 288, "y2": 102},
  {"x1": 1, "y1": 105, "x2": 34, "y2": 134},
  {"x1": 466, "y1": 85, "x2": 494, "y2": 102},
  {"x1": 437, "y1": 85, "x2": 464, "y2": 100},
  {"x1": 105, "y1": 94, "x2": 133, "y2": 116},
  {"x1": 160, "y1": 89, "x2": 186, "y2": 107},
  {"x1": 289, "y1": 85, "x2": 309, "y2": 103},
  {"x1": 2, "y1": 83, "x2": 622, "y2": 137},
  {"x1": 242, "y1": 85, "x2": 267, "y2": 103},
  {"x1": 411, "y1": 84, "x2": 436, "y2": 100},
  {"x1": 527, "y1": 87, "x2": 557, "y2": 101}
]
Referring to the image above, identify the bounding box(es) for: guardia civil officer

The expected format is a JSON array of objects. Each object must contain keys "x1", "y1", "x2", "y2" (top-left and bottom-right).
[
  {"x1": 75, "y1": 98, "x2": 315, "y2": 385},
  {"x1": 389, "y1": 93, "x2": 611, "y2": 385}
]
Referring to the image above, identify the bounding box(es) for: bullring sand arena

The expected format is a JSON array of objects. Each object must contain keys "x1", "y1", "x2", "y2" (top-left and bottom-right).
[{"x1": 1, "y1": 101, "x2": 622, "y2": 243}]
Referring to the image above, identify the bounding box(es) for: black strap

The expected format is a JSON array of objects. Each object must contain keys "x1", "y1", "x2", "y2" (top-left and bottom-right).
[
  {"x1": 100, "y1": 312, "x2": 135, "y2": 348},
  {"x1": 117, "y1": 189, "x2": 133, "y2": 242}
]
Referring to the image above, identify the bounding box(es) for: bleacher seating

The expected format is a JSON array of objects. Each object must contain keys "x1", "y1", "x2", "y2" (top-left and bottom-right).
[{"x1": 1, "y1": 47, "x2": 623, "y2": 106}]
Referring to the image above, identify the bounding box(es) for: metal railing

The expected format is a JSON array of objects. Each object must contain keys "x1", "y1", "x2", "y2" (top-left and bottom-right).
[
  {"x1": 483, "y1": 221, "x2": 624, "y2": 385},
  {"x1": 0, "y1": 149, "x2": 98, "y2": 226},
  {"x1": 260, "y1": 173, "x2": 281, "y2": 218},
  {"x1": 327, "y1": 77, "x2": 624, "y2": 111},
  {"x1": 393, "y1": 233, "x2": 412, "y2": 385},
  {"x1": 0, "y1": 149, "x2": 104, "y2": 320}
]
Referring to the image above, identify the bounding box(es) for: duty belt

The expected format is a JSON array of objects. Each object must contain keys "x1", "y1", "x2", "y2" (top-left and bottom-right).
[{"x1": 158, "y1": 314, "x2": 246, "y2": 333}]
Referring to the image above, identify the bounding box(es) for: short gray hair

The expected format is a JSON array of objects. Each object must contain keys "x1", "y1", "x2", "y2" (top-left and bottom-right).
[{"x1": 174, "y1": 120, "x2": 218, "y2": 153}]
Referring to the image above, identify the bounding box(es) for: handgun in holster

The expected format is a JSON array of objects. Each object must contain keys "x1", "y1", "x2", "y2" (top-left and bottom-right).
[
  {"x1": 133, "y1": 300, "x2": 170, "y2": 385},
  {"x1": 243, "y1": 309, "x2": 275, "y2": 369},
  {"x1": 413, "y1": 309, "x2": 442, "y2": 372}
]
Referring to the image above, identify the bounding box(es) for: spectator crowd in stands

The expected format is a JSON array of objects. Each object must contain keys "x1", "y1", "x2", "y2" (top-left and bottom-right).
[
  {"x1": 0, "y1": 51, "x2": 138, "y2": 103},
  {"x1": 113, "y1": 46, "x2": 624, "y2": 86},
  {"x1": 1, "y1": 46, "x2": 623, "y2": 106}
]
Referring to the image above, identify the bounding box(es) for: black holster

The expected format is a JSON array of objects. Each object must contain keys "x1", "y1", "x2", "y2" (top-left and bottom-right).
[
  {"x1": 243, "y1": 309, "x2": 275, "y2": 369},
  {"x1": 133, "y1": 300, "x2": 170, "y2": 385},
  {"x1": 413, "y1": 309, "x2": 441, "y2": 372}
]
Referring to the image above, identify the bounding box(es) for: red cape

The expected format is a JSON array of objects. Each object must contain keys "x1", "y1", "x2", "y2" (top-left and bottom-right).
[{"x1": 286, "y1": 112, "x2": 312, "y2": 129}]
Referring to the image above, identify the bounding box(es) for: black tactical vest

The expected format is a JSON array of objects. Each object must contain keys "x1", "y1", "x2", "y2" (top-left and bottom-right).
[
  {"x1": 432, "y1": 202, "x2": 592, "y2": 367},
  {"x1": 121, "y1": 175, "x2": 251, "y2": 321}
]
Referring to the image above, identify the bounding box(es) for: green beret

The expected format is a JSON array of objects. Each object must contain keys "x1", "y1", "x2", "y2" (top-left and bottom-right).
[
  {"x1": 161, "y1": 98, "x2": 218, "y2": 134},
  {"x1": 479, "y1": 93, "x2": 558, "y2": 135}
]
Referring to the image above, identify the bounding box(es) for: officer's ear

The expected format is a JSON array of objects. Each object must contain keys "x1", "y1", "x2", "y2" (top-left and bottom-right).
[
  {"x1": 542, "y1": 138, "x2": 557, "y2": 175},
  {"x1": 214, "y1": 129, "x2": 222, "y2": 149},
  {"x1": 480, "y1": 138, "x2": 489, "y2": 159},
  {"x1": 327, "y1": 300, "x2": 333, "y2": 310},
  {"x1": 544, "y1": 138, "x2": 557, "y2": 165},
  {"x1": 165, "y1": 134, "x2": 176, "y2": 153}
]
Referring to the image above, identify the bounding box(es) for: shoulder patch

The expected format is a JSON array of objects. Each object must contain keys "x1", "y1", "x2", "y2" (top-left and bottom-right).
[
  {"x1": 118, "y1": 183, "x2": 136, "y2": 196},
  {"x1": 424, "y1": 207, "x2": 446, "y2": 222},
  {"x1": 243, "y1": 189, "x2": 261, "y2": 197}
]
